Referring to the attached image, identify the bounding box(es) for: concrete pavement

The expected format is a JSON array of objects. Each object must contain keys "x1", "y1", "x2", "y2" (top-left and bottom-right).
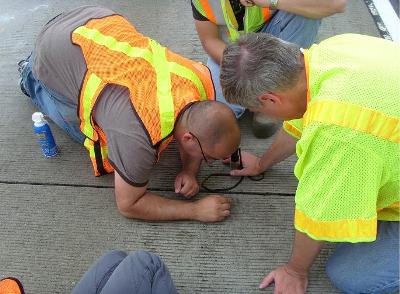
[{"x1": 0, "y1": 1, "x2": 381, "y2": 293}]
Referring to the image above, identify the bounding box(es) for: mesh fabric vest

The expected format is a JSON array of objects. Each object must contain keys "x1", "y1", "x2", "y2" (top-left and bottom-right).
[
  {"x1": 72, "y1": 15, "x2": 214, "y2": 176},
  {"x1": 284, "y1": 34, "x2": 399, "y2": 242}
]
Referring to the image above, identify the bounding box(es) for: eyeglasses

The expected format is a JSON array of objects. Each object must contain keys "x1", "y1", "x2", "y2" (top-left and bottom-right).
[
  {"x1": 189, "y1": 132, "x2": 242, "y2": 168},
  {"x1": 189, "y1": 132, "x2": 217, "y2": 165}
]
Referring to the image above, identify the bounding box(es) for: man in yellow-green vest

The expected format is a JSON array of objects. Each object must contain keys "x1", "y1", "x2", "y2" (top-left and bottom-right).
[
  {"x1": 19, "y1": 6, "x2": 240, "y2": 223},
  {"x1": 191, "y1": 0, "x2": 346, "y2": 138},
  {"x1": 220, "y1": 33, "x2": 399, "y2": 293}
]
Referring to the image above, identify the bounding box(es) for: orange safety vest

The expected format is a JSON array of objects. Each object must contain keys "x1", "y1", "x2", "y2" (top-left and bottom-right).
[{"x1": 72, "y1": 15, "x2": 215, "y2": 176}]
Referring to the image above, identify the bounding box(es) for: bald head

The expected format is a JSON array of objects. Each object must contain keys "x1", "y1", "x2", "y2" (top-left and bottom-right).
[{"x1": 183, "y1": 101, "x2": 240, "y2": 156}]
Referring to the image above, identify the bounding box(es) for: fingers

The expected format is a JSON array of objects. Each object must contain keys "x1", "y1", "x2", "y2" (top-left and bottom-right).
[
  {"x1": 259, "y1": 272, "x2": 275, "y2": 289},
  {"x1": 179, "y1": 182, "x2": 191, "y2": 196},
  {"x1": 195, "y1": 195, "x2": 233, "y2": 222},
  {"x1": 218, "y1": 198, "x2": 231, "y2": 219},
  {"x1": 230, "y1": 168, "x2": 248, "y2": 177},
  {"x1": 240, "y1": 0, "x2": 254, "y2": 7},
  {"x1": 222, "y1": 157, "x2": 231, "y2": 164},
  {"x1": 216, "y1": 195, "x2": 232, "y2": 205},
  {"x1": 220, "y1": 203, "x2": 230, "y2": 211},
  {"x1": 192, "y1": 185, "x2": 200, "y2": 196},
  {"x1": 175, "y1": 174, "x2": 199, "y2": 197},
  {"x1": 213, "y1": 196, "x2": 232, "y2": 220},
  {"x1": 181, "y1": 183, "x2": 200, "y2": 198},
  {"x1": 183, "y1": 185, "x2": 199, "y2": 198},
  {"x1": 221, "y1": 209, "x2": 230, "y2": 217},
  {"x1": 175, "y1": 177, "x2": 182, "y2": 193},
  {"x1": 174, "y1": 176, "x2": 183, "y2": 193},
  {"x1": 215, "y1": 208, "x2": 230, "y2": 222}
]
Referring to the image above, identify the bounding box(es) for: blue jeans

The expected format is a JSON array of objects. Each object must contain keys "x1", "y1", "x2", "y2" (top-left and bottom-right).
[
  {"x1": 326, "y1": 221, "x2": 399, "y2": 294},
  {"x1": 20, "y1": 54, "x2": 85, "y2": 144},
  {"x1": 72, "y1": 250, "x2": 178, "y2": 294},
  {"x1": 209, "y1": 10, "x2": 321, "y2": 118}
]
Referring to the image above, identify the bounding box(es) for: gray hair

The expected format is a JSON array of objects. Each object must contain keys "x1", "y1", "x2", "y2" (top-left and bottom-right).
[{"x1": 220, "y1": 33, "x2": 303, "y2": 108}]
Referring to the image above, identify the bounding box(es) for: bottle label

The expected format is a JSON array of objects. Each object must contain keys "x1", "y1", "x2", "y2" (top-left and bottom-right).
[{"x1": 34, "y1": 125, "x2": 58, "y2": 157}]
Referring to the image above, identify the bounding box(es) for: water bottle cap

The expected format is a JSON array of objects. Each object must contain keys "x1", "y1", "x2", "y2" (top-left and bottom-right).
[{"x1": 32, "y1": 112, "x2": 45, "y2": 123}]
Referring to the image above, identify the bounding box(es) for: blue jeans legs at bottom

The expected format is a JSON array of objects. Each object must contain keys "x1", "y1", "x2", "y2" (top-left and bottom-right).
[
  {"x1": 209, "y1": 10, "x2": 321, "y2": 118},
  {"x1": 326, "y1": 221, "x2": 399, "y2": 294},
  {"x1": 72, "y1": 250, "x2": 178, "y2": 294}
]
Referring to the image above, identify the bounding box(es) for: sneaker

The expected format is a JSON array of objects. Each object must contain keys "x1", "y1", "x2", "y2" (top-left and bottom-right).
[
  {"x1": 17, "y1": 59, "x2": 30, "y2": 97},
  {"x1": 251, "y1": 112, "x2": 278, "y2": 138}
]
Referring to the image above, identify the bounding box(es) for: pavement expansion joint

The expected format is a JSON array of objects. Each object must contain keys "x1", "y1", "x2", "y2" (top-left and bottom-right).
[{"x1": 0, "y1": 180, "x2": 295, "y2": 196}]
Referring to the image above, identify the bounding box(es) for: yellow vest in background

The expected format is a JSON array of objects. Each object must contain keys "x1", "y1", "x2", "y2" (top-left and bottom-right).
[{"x1": 192, "y1": 0, "x2": 271, "y2": 41}]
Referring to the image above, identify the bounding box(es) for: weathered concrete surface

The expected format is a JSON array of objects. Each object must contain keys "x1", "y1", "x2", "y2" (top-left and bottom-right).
[
  {"x1": 0, "y1": 0, "x2": 380, "y2": 293},
  {"x1": 0, "y1": 183, "x2": 337, "y2": 294}
]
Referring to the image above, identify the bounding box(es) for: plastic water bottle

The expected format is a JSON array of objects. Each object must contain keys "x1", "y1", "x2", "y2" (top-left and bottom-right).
[{"x1": 32, "y1": 112, "x2": 58, "y2": 157}]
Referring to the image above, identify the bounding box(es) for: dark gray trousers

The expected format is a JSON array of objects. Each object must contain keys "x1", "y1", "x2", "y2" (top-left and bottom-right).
[{"x1": 72, "y1": 250, "x2": 178, "y2": 294}]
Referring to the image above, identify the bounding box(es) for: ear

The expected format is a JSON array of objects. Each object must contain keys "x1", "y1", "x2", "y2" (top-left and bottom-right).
[{"x1": 258, "y1": 92, "x2": 282, "y2": 106}]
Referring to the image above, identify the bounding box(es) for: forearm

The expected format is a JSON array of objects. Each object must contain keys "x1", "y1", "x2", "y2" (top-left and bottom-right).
[
  {"x1": 287, "y1": 230, "x2": 325, "y2": 274},
  {"x1": 256, "y1": 0, "x2": 346, "y2": 18},
  {"x1": 202, "y1": 38, "x2": 226, "y2": 64},
  {"x1": 121, "y1": 191, "x2": 197, "y2": 221},
  {"x1": 194, "y1": 20, "x2": 226, "y2": 64},
  {"x1": 259, "y1": 128, "x2": 296, "y2": 171}
]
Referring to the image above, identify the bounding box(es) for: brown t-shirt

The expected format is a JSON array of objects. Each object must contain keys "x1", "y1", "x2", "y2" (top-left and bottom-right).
[{"x1": 33, "y1": 6, "x2": 156, "y2": 186}]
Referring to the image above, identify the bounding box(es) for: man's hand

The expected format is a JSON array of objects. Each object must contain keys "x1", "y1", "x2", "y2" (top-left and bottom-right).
[
  {"x1": 241, "y1": 0, "x2": 346, "y2": 18},
  {"x1": 193, "y1": 195, "x2": 231, "y2": 222},
  {"x1": 175, "y1": 171, "x2": 199, "y2": 198},
  {"x1": 259, "y1": 231, "x2": 323, "y2": 292},
  {"x1": 240, "y1": 0, "x2": 270, "y2": 7},
  {"x1": 259, "y1": 264, "x2": 308, "y2": 293},
  {"x1": 224, "y1": 151, "x2": 262, "y2": 177}
]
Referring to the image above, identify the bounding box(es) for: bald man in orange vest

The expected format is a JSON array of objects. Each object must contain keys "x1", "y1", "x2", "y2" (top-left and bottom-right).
[{"x1": 19, "y1": 6, "x2": 240, "y2": 222}]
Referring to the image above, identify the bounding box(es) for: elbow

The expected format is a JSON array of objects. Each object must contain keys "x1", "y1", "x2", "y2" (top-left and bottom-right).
[
  {"x1": 115, "y1": 192, "x2": 143, "y2": 219},
  {"x1": 114, "y1": 177, "x2": 148, "y2": 219},
  {"x1": 116, "y1": 201, "x2": 138, "y2": 219}
]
